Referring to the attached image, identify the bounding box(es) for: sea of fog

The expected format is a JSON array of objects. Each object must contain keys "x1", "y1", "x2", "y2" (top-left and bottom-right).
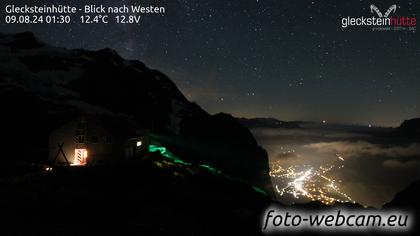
[{"x1": 251, "y1": 123, "x2": 420, "y2": 208}]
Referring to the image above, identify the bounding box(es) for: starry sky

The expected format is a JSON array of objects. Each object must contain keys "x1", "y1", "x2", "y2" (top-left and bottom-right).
[{"x1": 2, "y1": 0, "x2": 419, "y2": 126}]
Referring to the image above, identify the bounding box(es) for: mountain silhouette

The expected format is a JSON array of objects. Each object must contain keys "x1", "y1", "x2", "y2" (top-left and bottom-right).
[
  {"x1": 238, "y1": 117, "x2": 301, "y2": 129},
  {"x1": 396, "y1": 118, "x2": 420, "y2": 141},
  {"x1": 0, "y1": 31, "x2": 272, "y2": 194}
]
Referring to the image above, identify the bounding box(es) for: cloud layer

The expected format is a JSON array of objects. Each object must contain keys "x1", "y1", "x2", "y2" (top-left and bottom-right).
[
  {"x1": 305, "y1": 141, "x2": 420, "y2": 159},
  {"x1": 251, "y1": 126, "x2": 420, "y2": 208}
]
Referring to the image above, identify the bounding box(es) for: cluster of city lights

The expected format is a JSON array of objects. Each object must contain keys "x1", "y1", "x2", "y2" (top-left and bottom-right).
[{"x1": 270, "y1": 153, "x2": 354, "y2": 205}]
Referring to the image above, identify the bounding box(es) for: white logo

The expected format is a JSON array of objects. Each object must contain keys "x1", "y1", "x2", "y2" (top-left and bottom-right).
[
  {"x1": 370, "y1": 4, "x2": 397, "y2": 18},
  {"x1": 341, "y1": 4, "x2": 416, "y2": 31}
]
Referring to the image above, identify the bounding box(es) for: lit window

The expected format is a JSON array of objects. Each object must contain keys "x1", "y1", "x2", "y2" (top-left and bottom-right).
[{"x1": 136, "y1": 141, "x2": 142, "y2": 147}]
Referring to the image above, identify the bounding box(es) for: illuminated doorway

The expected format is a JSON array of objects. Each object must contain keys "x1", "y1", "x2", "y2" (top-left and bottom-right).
[{"x1": 74, "y1": 149, "x2": 88, "y2": 165}]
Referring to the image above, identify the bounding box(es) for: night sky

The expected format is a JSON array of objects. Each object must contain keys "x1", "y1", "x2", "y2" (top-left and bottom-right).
[{"x1": 2, "y1": 0, "x2": 419, "y2": 126}]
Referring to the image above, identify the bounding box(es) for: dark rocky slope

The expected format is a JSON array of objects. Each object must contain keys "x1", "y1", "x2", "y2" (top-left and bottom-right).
[
  {"x1": 0, "y1": 152, "x2": 271, "y2": 235},
  {"x1": 383, "y1": 179, "x2": 420, "y2": 235},
  {"x1": 396, "y1": 118, "x2": 420, "y2": 141}
]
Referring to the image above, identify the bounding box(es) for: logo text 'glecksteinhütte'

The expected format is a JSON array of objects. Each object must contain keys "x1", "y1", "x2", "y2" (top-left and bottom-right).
[{"x1": 341, "y1": 4, "x2": 416, "y2": 31}]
